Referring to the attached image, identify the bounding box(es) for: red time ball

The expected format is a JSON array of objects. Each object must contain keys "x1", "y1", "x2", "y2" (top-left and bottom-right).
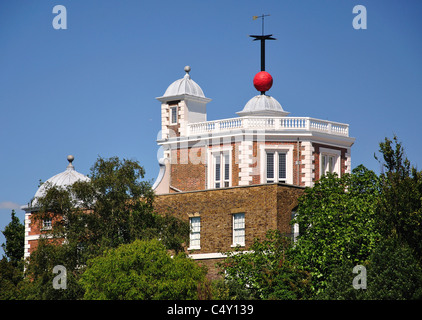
[{"x1": 253, "y1": 71, "x2": 273, "y2": 93}]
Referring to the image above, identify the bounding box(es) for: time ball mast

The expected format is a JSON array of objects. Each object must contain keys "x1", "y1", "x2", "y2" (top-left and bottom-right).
[{"x1": 250, "y1": 14, "x2": 276, "y2": 95}]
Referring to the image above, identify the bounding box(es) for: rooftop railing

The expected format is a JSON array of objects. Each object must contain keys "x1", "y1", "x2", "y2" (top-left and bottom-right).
[{"x1": 187, "y1": 117, "x2": 349, "y2": 137}]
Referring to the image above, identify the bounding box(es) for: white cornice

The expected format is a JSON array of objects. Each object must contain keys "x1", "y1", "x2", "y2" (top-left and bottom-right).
[
  {"x1": 156, "y1": 94, "x2": 212, "y2": 104},
  {"x1": 157, "y1": 130, "x2": 355, "y2": 148}
]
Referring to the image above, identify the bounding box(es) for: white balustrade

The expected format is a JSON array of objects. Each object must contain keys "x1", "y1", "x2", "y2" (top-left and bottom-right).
[{"x1": 187, "y1": 116, "x2": 349, "y2": 137}]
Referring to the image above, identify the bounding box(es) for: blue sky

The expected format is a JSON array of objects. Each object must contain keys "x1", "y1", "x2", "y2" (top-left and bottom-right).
[{"x1": 1, "y1": 0, "x2": 421, "y2": 255}]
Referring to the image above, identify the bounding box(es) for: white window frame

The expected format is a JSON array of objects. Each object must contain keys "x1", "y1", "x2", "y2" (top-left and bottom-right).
[
  {"x1": 319, "y1": 147, "x2": 341, "y2": 177},
  {"x1": 207, "y1": 146, "x2": 232, "y2": 189},
  {"x1": 232, "y1": 213, "x2": 245, "y2": 247},
  {"x1": 170, "y1": 106, "x2": 178, "y2": 125},
  {"x1": 42, "y1": 218, "x2": 52, "y2": 230},
  {"x1": 188, "y1": 216, "x2": 201, "y2": 250},
  {"x1": 260, "y1": 145, "x2": 294, "y2": 184}
]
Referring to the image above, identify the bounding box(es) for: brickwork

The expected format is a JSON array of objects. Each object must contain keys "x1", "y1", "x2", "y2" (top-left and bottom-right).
[
  {"x1": 171, "y1": 146, "x2": 206, "y2": 191},
  {"x1": 153, "y1": 183, "x2": 304, "y2": 255},
  {"x1": 167, "y1": 139, "x2": 312, "y2": 193},
  {"x1": 153, "y1": 183, "x2": 304, "y2": 279},
  {"x1": 231, "y1": 142, "x2": 240, "y2": 187},
  {"x1": 27, "y1": 212, "x2": 60, "y2": 236},
  {"x1": 196, "y1": 258, "x2": 223, "y2": 280}
]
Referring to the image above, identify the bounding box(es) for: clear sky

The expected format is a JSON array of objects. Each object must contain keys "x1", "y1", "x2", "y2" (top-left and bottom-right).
[{"x1": 1, "y1": 0, "x2": 421, "y2": 255}]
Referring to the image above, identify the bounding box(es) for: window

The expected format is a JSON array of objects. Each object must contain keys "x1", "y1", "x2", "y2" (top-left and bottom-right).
[
  {"x1": 215, "y1": 154, "x2": 221, "y2": 188},
  {"x1": 232, "y1": 213, "x2": 245, "y2": 247},
  {"x1": 320, "y1": 148, "x2": 341, "y2": 176},
  {"x1": 224, "y1": 154, "x2": 230, "y2": 187},
  {"x1": 322, "y1": 154, "x2": 335, "y2": 174},
  {"x1": 266, "y1": 151, "x2": 287, "y2": 183},
  {"x1": 189, "y1": 217, "x2": 201, "y2": 250},
  {"x1": 212, "y1": 152, "x2": 231, "y2": 189},
  {"x1": 170, "y1": 106, "x2": 178, "y2": 125},
  {"x1": 42, "y1": 218, "x2": 52, "y2": 230}
]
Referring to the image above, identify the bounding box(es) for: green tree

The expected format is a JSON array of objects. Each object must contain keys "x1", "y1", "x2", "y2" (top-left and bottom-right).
[
  {"x1": 291, "y1": 165, "x2": 381, "y2": 294},
  {"x1": 315, "y1": 136, "x2": 422, "y2": 299},
  {"x1": 365, "y1": 238, "x2": 422, "y2": 299},
  {"x1": 375, "y1": 135, "x2": 422, "y2": 259},
  {"x1": 0, "y1": 210, "x2": 26, "y2": 299},
  {"x1": 1, "y1": 210, "x2": 24, "y2": 265},
  {"x1": 21, "y1": 237, "x2": 85, "y2": 300},
  {"x1": 320, "y1": 238, "x2": 422, "y2": 300},
  {"x1": 0, "y1": 257, "x2": 25, "y2": 300},
  {"x1": 219, "y1": 230, "x2": 311, "y2": 300},
  {"x1": 79, "y1": 239, "x2": 207, "y2": 300},
  {"x1": 24, "y1": 156, "x2": 189, "y2": 299}
]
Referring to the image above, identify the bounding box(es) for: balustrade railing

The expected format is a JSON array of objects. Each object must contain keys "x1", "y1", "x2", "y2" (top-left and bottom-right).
[{"x1": 187, "y1": 117, "x2": 349, "y2": 137}]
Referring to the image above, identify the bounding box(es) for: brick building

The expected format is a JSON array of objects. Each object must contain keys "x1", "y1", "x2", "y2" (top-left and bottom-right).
[
  {"x1": 22, "y1": 32, "x2": 355, "y2": 279},
  {"x1": 154, "y1": 183, "x2": 304, "y2": 278},
  {"x1": 151, "y1": 62, "x2": 355, "y2": 276},
  {"x1": 153, "y1": 66, "x2": 354, "y2": 195},
  {"x1": 21, "y1": 155, "x2": 90, "y2": 259}
]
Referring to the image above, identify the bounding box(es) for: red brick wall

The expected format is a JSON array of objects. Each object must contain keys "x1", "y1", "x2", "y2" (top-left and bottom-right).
[
  {"x1": 153, "y1": 183, "x2": 304, "y2": 255},
  {"x1": 171, "y1": 146, "x2": 206, "y2": 191}
]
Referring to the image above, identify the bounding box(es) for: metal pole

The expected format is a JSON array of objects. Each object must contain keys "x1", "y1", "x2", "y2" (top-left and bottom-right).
[{"x1": 261, "y1": 39, "x2": 265, "y2": 71}]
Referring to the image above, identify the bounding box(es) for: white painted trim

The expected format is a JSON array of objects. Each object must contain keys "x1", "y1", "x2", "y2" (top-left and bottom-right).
[
  {"x1": 301, "y1": 141, "x2": 314, "y2": 187},
  {"x1": 232, "y1": 212, "x2": 245, "y2": 247},
  {"x1": 158, "y1": 132, "x2": 355, "y2": 149},
  {"x1": 207, "y1": 147, "x2": 232, "y2": 189},
  {"x1": 259, "y1": 144, "x2": 294, "y2": 184},
  {"x1": 345, "y1": 147, "x2": 352, "y2": 174},
  {"x1": 238, "y1": 140, "x2": 253, "y2": 186},
  {"x1": 170, "y1": 106, "x2": 178, "y2": 125},
  {"x1": 188, "y1": 216, "x2": 201, "y2": 250},
  {"x1": 26, "y1": 235, "x2": 41, "y2": 241},
  {"x1": 319, "y1": 147, "x2": 342, "y2": 177},
  {"x1": 208, "y1": 145, "x2": 233, "y2": 153},
  {"x1": 188, "y1": 251, "x2": 253, "y2": 260},
  {"x1": 189, "y1": 252, "x2": 227, "y2": 260}
]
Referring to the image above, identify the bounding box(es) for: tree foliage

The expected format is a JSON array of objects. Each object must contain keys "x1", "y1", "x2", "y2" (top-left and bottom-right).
[
  {"x1": 23, "y1": 156, "x2": 189, "y2": 299},
  {"x1": 319, "y1": 238, "x2": 422, "y2": 300},
  {"x1": 375, "y1": 135, "x2": 422, "y2": 259},
  {"x1": 3, "y1": 135, "x2": 422, "y2": 300},
  {"x1": 1, "y1": 210, "x2": 24, "y2": 265},
  {"x1": 318, "y1": 136, "x2": 422, "y2": 299},
  {"x1": 0, "y1": 211, "x2": 26, "y2": 299},
  {"x1": 291, "y1": 165, "x2": 381, "y2": 293},
  {"x1": 219, "y1": 230, "x2": 312, "y2": 300},
  {"x1": 79, "y1": 239, "x2": 207, "y2": 300}
]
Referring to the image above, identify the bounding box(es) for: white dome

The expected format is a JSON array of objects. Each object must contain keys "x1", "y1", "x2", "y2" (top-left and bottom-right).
[
  {"x1": 237, "y1": 94, "x2": 290, "y2": 117},
  {"x1": 162, "y1": 66, "x2": 205, "y2": 98},
  {"x1": 31, "y1": 156, "x2": 90, "y2": 208}
]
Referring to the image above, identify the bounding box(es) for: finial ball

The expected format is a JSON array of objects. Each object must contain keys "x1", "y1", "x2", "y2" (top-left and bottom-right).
[
  {"x1": 253, "y1": 71, "x2": 273, "y2": 93},
  {"x1": 67, "y1": 155, "x2": 74, "y2": 163},
  {"x1": 184, "y1": 66, "x2": 191, "y2": 73}
]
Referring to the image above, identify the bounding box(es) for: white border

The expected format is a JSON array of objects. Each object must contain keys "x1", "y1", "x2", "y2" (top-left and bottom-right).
[
  {"x1": 207, "y1": 146, "x2": 233, "y2": 189},
  {"x1": 319, "y1": 147, "x2": 342, "y2": 176},
  {"x1": 259, "y1": 144, "x2": 294, "y2": 184}
]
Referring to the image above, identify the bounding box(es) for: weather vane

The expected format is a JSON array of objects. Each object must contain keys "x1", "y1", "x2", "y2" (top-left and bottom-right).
[
  {"x1": 252, "y1": 14, "x2": 270, "y2": 35},
  {"x1": 250, "y1": 14, "x2": 276, "y2": 72}
]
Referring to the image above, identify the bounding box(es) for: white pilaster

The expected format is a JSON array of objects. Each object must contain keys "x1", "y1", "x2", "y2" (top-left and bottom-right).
[
  {"x1": 24, "y1": 212, "x2": 31, "y2": 259},
  {"x1": 345, "y1": 147, "x2": 352, "y2": 174},
  {"x1": 238, "y1": 140, "x2": 253, "y2": 186},
  {"x1": 301, "y1": 141, "x2": 315, "y2": 187}
]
